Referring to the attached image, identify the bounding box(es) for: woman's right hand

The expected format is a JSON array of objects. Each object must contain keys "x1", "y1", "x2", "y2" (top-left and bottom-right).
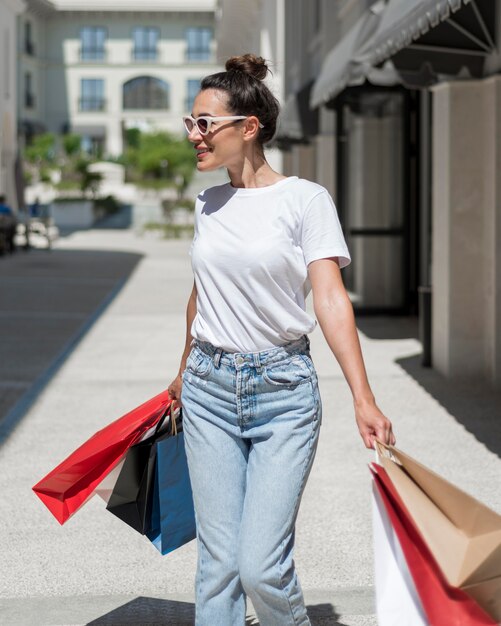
[{"x1": 168, "y1": 372, "x2": 184, "y2": 409}]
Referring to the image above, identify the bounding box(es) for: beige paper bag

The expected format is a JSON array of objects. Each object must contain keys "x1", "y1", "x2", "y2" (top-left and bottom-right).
[{"x1": 375, "y1": 442, "x2": 501, "y2": 622}]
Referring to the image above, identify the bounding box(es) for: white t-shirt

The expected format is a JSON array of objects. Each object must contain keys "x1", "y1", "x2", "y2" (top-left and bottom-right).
[{"x1": 189, "y1": 176, "x2": 351, "y2": 353}]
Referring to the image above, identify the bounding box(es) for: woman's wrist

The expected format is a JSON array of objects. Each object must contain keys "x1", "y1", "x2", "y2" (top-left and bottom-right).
[{"x1": 353, "y1": 392, "x2": 376, "y2": 410}]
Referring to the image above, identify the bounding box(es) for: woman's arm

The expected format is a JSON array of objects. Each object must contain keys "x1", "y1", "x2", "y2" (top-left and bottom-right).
[
  {"x1": 168, "y1": 280, "x2": 197, "y2": 407},
  {"x1": 308, "y1": 257, "x2": 395, "y2": 449}
]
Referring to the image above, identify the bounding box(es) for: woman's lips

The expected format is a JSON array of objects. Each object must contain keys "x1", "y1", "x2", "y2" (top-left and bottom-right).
[{"x1": 197, "y1": 149, "x2": 212, "y2": 159}]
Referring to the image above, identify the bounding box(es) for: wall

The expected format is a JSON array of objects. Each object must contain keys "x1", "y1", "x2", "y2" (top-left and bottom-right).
[
  {"x1": 431, "y1": 76, "x2": 501, "y2": 387},
  {"x1": 1, "y1": 0, "x2": 25, "y2": 211}
]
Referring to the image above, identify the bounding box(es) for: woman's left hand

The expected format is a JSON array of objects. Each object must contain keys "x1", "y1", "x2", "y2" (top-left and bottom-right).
[{"x1": 354, "y1": 399, "x2": 395, "y2": 449}]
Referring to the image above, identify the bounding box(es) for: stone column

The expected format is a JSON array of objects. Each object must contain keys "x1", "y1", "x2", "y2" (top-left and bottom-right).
[
  {"x1": 483, "y1": 76, "x2": 501, "y2": 387},
  {"x1": 431, "y1": 76, "x2": 501, "y2": 386}
]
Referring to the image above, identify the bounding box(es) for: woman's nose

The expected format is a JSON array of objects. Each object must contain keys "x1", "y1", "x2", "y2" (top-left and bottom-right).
[{"x1": 187, "y1": 125, "x2": 202, "y2": 141}]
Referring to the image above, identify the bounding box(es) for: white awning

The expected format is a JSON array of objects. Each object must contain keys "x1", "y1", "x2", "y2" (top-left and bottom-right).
[{"x1": 310, "y1": 4, "x2": 385, "y2": 108}]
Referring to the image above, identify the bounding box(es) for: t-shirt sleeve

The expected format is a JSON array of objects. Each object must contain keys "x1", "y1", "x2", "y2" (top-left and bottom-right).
[
  {"x1": 300, "y1": 190, "x2": 351, "y2": 268},
  {"x1": 189, "y1": 200, "x2": 200, "y2": 257}
]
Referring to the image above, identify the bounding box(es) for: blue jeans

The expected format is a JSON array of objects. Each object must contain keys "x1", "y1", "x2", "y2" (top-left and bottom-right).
[{"x1": 181, "y1": 334, "x2": 322, "y2": 626}]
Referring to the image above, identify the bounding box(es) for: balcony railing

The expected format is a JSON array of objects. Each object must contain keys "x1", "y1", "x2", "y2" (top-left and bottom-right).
[
  {"x1": 79, "y1": 98, "x2": 106, "y2": 112},
  {"x1": 79, "y1": 47, "x2": 106, "y2": 62},
  {"x1": 185, "y1": 48, "x2": 213, "y2": 62},
  {"x1": 132, "y1": 48, "x2": 158, "y2": 61}
]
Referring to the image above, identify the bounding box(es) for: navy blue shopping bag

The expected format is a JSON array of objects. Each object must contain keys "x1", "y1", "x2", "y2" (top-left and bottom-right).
[{"x1": 146, "y1": 430, "x2": 197, "y2": 555}]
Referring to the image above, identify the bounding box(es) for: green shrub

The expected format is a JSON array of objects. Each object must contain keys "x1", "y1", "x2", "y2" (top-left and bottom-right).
[{"x1": 94, "y1": 195, "x2": 121, "y2": 215}]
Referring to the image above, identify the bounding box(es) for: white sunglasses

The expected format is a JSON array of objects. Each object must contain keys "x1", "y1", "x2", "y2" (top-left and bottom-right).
[{"x1": 183, "y1": 115, "x2": 264, "y2": 136}]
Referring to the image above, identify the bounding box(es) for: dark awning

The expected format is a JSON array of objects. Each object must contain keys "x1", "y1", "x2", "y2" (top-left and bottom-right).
[
  {"x1": 311, "y1": 0, "x2": 496, "y2": 109},
  {"x1": 275, "y1": 80, "x2": 318, "y2": 144},
  {"x1": 310, "y1": 5, "x2": 386, "y2": 108},
  {"x1": 365, "y1": 0, "x2": 496, "y2": 77}
]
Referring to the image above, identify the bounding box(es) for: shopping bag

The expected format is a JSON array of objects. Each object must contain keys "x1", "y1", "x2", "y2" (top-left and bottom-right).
[
  {"x1": 371, "y1": 463, "x2": 497, "y2": 626},
  {"x1": 146, "y1": 430, "x2": 196, "y2": 555},
  {"x1": 105, "y1": 438, "x2": 158, "y2": 534},
  {"x1": 372, "y1": 478, "x2": 428, "y2": 626},
  {"x1": 94, "y1": 459, "x2": 125, "y2": 504},
  {"x1": 33, "y1": 389, "x2": 173, "y2": 524},
  {"x1": 374, "y1": 442, "x2": 501, "y2": 622},
  {"x1": 105, "y1": 408, "x2": 175, "y2": 534}
]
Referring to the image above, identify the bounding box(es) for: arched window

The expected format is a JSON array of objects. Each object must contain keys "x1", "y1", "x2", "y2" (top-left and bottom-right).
[{"x1": 123, "y1": 76, "x2": 169, "y2": 110}]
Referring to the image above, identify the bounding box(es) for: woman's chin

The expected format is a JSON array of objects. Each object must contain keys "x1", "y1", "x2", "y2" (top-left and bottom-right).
[{"x1": 197, "y1": 160, "x2": 218, "y2": 172}]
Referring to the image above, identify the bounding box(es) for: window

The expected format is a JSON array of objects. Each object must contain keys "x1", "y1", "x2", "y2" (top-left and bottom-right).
[
  {"x1": 81, "y1": 135, "x2": 104, "y2": 158},
  {"x1": 123, "y1": 76, "x2": 169, "y2": 110},
  {"x1": 25, "y1": 72, "x2": 35, "y2": 108},
  {"x1": 79, "y1": 79, "x2": 105, "y2": 111},
  {"x1": 25, "y1": 21, "x2": 34, "y2": 55},
  {"x1": 80, "y1": 27, "x2": 107, "y2": 61},
  {"x1": 186, "y1": 27, "x2": 212, "y2": 61},
  {"x1": 186, "y1": 79, "x2": 201, "y2": 112},
  {"x1": 133, "y1": 27, "x2": 159, "y2": 61}
]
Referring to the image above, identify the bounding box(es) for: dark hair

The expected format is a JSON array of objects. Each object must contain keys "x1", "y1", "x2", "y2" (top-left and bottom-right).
[{"x1": 200, "y1": 53, "x2": 280, "y2": 147}]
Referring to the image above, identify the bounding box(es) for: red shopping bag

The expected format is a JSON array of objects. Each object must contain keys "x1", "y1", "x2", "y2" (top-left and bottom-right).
[
  {"x1": 33, "y1": 389, "x2": 173, "y2": 524},
  {"x1": 371, "y1": 463, "x2": 497, "y2": 626}
]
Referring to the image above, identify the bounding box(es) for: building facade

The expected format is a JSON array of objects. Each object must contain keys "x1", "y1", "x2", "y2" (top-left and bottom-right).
[
  {"x1": 1, "y1": 0, "x2": 25, "y2": 211},
  {"x1": 18, "y1": 0, "x2": 221, "y2": 156},
  {"x1": 216, "y1": 0, "x2": 284, "y2": 173},
  {"x1": 219, "y1": 0, "x2": 501, "y2": 388}
]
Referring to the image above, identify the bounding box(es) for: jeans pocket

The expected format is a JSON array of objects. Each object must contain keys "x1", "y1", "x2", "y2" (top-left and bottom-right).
[
  {"x1": 262, "y1": 355, "x2": 312, "y2": 387},
  {"x1": 185, "y1": 347, "x2": 213, "y2": 379}
]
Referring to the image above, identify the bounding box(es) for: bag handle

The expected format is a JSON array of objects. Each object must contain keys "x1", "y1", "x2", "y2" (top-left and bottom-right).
[{"x1": 374, "y1": 439, "x2": 400, "y2": 464}]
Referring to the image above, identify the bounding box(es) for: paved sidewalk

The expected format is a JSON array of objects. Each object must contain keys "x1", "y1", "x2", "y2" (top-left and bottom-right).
[{"x1": 0, "y1": 228, "x2": 500, "y2": 626}]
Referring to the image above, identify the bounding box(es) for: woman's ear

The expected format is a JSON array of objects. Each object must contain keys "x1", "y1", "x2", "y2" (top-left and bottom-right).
[{"x1": 242, "y1": 116, "x2": 262, "y2": 142}]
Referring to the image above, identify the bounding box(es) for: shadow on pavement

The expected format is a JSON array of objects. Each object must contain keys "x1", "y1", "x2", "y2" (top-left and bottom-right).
[
  {"x1": 86, "y1": 597, "x2": 346, "y2": 625},
  {"x1": 86, "y1": 597, "x2": 195, "y2": 625},
  {"x1": 0, "y1": 247, "x2": 143, "y2": 444},
  {"x1": 356, "y1": 315, "x2": 419, "y2": 340},
  {"x1": 355, "y1": 315, "x2": 501, "y2": 458},
  {"x1": 396, "y1": 354, "x2": 501, "y2": 458}
]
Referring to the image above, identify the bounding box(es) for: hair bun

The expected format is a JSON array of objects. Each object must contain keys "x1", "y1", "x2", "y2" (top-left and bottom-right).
[{"x1": 225, "y1": 54, "x2": 269, "y2": 81}]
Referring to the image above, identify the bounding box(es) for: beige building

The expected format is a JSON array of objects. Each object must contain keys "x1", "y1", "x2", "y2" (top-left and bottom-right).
[
  {"x1": 18, "y1": 0, "x2": 221, "y2": 156},
  {"x1": 216, "y1": 0, "x2": 284, "y2": 173},
  {"x1": 1, "y1": 0, "x2": 26, "y2": 211}
]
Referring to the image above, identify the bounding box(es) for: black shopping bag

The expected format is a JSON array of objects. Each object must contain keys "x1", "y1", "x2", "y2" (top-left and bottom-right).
[
  {"x1": 105, "y1": 438, "x2": 157, "y2": 534},
  {"x1": 106, "y1": 405, "x2": 177, "y2": 534}
]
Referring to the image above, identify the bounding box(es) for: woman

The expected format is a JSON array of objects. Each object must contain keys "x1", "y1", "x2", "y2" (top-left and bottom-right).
[{"x1": 168, "y1": 53, "x2": 395, "y2": 626}]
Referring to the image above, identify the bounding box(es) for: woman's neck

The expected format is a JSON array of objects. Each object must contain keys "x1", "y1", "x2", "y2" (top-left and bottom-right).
[{"x1": 227, "y1": 155, "x2": 284, "y2": 189}]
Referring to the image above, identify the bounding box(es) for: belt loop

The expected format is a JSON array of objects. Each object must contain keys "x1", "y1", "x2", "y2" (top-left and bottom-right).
[
  {"x1": 213, "y1": 347, "x2": 222, "y2": 368},
  {"x1": 252, "y1": 352, "x2": 262, "y2": 370}
]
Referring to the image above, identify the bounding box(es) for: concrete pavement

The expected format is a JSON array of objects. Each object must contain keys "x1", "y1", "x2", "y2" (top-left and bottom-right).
[{"x1": 0, "y1": 225, "x2": 500, "y2": 625}]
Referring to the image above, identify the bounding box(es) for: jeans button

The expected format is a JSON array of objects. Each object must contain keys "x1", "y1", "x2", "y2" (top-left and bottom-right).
[{"x1": 236, "y1": 356, "x2": 244, "y2": 364}]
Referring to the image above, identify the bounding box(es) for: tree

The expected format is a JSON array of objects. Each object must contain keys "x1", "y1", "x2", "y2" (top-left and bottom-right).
[
  {"x1": 24, "y1": 133, "x2": 56, "y2": 165},
  {"x1": 62, "y1": 134, "x2": 82, "y2": 158},
  {"x1": 75, "y1": 158, "x2": 103, "y2": 196},
  {"x1": 133, "y1": 131, "x2": 196, "y2": 197}
]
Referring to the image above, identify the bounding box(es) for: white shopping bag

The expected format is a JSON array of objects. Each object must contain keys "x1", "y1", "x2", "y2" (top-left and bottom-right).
[
  {"x1": 372, "y1": 480, "x2": 427, "y2": 626},
  {"x1": 95, "y1": 458, "x2": 126, "y2": 503}
]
